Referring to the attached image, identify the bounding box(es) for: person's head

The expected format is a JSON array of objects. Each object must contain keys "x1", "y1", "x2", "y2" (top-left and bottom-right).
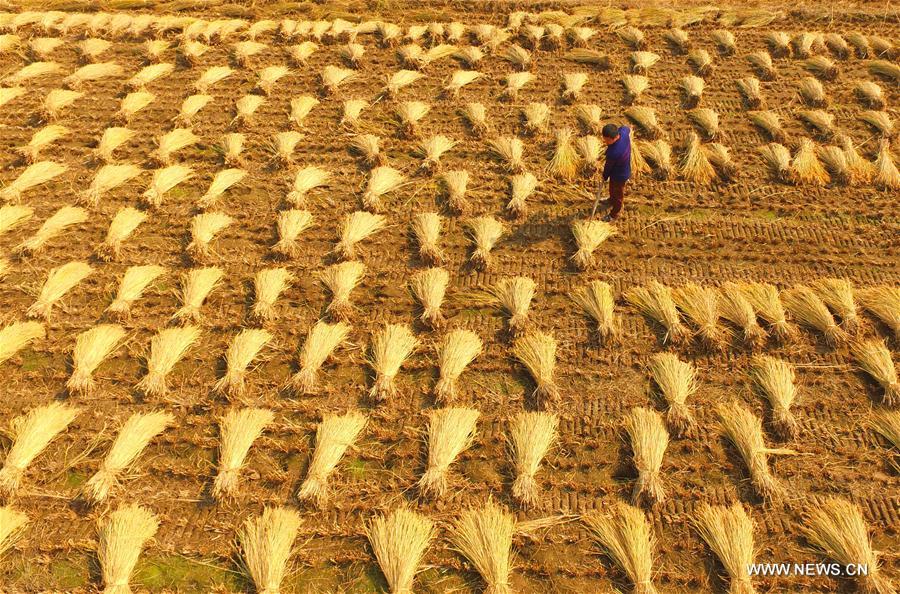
[{"x1": 602, "y1": 123, "x2": 620, "y2": 145}]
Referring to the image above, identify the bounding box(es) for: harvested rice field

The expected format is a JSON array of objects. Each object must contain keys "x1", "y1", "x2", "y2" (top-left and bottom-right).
[{"x1": 0, "y1": 1, "x2": 898, "y2": 592}]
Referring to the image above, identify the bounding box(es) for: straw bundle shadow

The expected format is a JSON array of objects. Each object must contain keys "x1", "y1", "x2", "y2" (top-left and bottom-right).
[
  {"x1": 214, "y1": 328, "x2": 272, "y2": 397},
  {"x1": 411, "y1": 267, "x2": 449, "y2": 328},
  {"x1": 212, "y1": 407, "x2": 273, "y2": 499},
  {"x1": 67, "y1": 324, "x2": 125, "y2": 395},
  {"x1": 336, "y1": 211, "x2": 386, "y2": 260},
  {"x1": 649, "y1": 352, "x2": 698, "y2": 437},
  {"x1": 803, "y1": 498, "x2": 895, "y2": 594},
  {"x1": 18, "y1": 124, "x2": 68, "y2": 164},
  {"x1": 522, "y1": 102, "x2": 550, "y2": 135},
  {"x1": 419, "y1": 407, "x2": 479, "y2": 498},
  {"x1": 82, "y1": 411, "x2": 173, "y2": 505},
  {"x1": 513, "y1": 331, "x2": 559, "y2": 406},
  {"x1": 688, "y1": 49, "x2": 714, "y2": 76},
  {"x1": 395, "y1": 101, "x2": 430, "y2": 138},
  {"x1": 626, "y1": 281, "x2": 688, "y2": 344},
  {"x1": 874, "y1": 140, "x2": 900, "y2": 190},
  {"x1": 172, "y1": 267, "x2": 223, "y2": 322},
  {"x1": 688, "y1": 108, "x2": 719, "y2": 141},
  {"x1": 624, "y1": 407, "x2": 669, "y2": 505},
  {"x1": 624, "y1": 106, "x2": 662, "y2": 139},
  {"x1": 106, "y1": 265, "x2": 165, "y2": 320},
  {"x1": 298, "y1": 411, "x2": 367, "y2": 506},
  {"x1": 321, "y1": 261, "x2": 365, "y2": 321},
  {"x1": 239, "y1": 506, "x2": 302, "y2": 594},
  {"x1": 851, "y1": 340, "x2": 899, "y2": 406},
  {"x1": 27, "y1": 261, "x2": 93, "y2": 320},
  {"x1": 467, "y1": 216, "x2": 504, "y2": 270},
  {"x1": 0, "y1": 321, "x2": 45, "y2": 366},
  {"x1": 508, "y1": 172, "x2": 538, "y2": 217},
  {"x1": 664, "y1": 28, "x2": 691, "y2": 53},
  {"x1": 503, "y1": 71, "x2": 535, "y2": 100},
  {"x1": 435, "y1": 329, "x2": 482, "y2": 404},
  {"x1": 693, "y1": 503, "x2": 757, "y2": 594},
  {"x1": 367, "y1": 508, "x2": 434, "y2": 594},
  {"x1": 97, "y1": 504, "x2": 158, "y2": 594},
  {"x1": 349, "y1": 134, "x2": 383, "y2": 168},
  {"x1": 747, "y1": 51, "x2": 775, "y2": 80},
  {"x1": 798, "y1": 76, "x2": 827, "y2": 107},
  {"x1": 790, "y1": 139, "x2": 830, "y2": 186},
  {"x1": 571, "y1": 219, "x2": 616, "y2": 270},
  {"x1": 622, "y1": 74, "x2": 649, "y2": 105},
  {"x1": 751, "y1": 355, "x2": 798, "y2": 440},
  {"x1": 490, "y1": 276, "x2": 536, "y2": 336},
  {"x1": 680, "y1": 132, "x2": 716, "y2": 185},
  {"x1": 717, "y1": 402, "x2": 794, "y2": 501},
  {"x1": 0, "y1": 160, "x2": 67, "y2": 202},
  {"x1": 16, "y1": 205, "x2": 85, "y2": 256},
  {"x1": 802, "y1": 55, "x2": 838, "y2": 81},
  {"x1": 681, "y1": 75, "x2": 704, "y2": 108},
  {"x1": 0, "y1": 506, "x2": 27, "y2": 556},
  {"x1": 782, "y1": 285, "x2": 846, "y2": 345},
  {"x1": 141, "y1": 165, "x2": 194, "y2": 208},
  {"x1": 369, "y1": 324, "x2": 417, "y2": 401},
  {"x1": 449, "y1": 498, "x2": 522, "y2": 594},
  {"x1": 858, "y1": 286, "x2": 900, "y2": 339},
  {"x1": 583, "y1": 501, "x2": 658, "y2": 594},
  {"x1": 630, "y1": 51, "x2": 660, "y2": 74},
  {"x1": 508, "y1": 411, "x2": 558, "y2": 508}
]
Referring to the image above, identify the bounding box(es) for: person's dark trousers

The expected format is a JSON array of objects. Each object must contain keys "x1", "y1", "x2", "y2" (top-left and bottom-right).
[{"x1": 608, "y1": 179, "x2": 627, "y2": 219}]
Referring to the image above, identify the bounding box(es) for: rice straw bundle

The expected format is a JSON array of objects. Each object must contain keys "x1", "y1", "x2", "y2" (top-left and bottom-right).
[
  {"x1": 874, "y1": 140, "x2": 900, "y2": 190},
  {"x1": 836, "y1": 137, "x2": 873, "y2": 184},
  {"x1": 489, "y1": 136, "x2": 526, "y2": 173},
  {"x1": 712, "y1": 29, "x2": 737, "y2": 55},
  {"x1": 735, "y1": 282, "x2": 795, "y2": 342},
  {"x1": 757, "y1": 142, "x2": 792, "y2": 183},
  {"x1": 252, "y1": 65, "x2": 288, "y2": 96},
  {"x1": 821, "y1": 33, "x2": 849, "y2": 60},
  {"x1": 816, "y1": 145, "x2": 850, "y2": 184},
  {"x1": 513, "y1": 331, "x2": 559, "y2": 406},
  {"x1": 635, "y1": 140, "x2": 671, "y2": 180},
  {"x1": 0, "y1": 321, "x2": 45, "y2": 367},
  {"x1": 0, "y1": 34, "x2": 20, "y2": 54},
  {"x1": 417, "y1": 135, "x2": 456, "y2": 174},
  {"x1": 502, "y1": 44, "x2": 531, "y2": 71},
  {"x1": 688, "y1": 49, "x2": 714, "y2": 76},
  {"x1": 782, "y1": 285, "x2": 846, "y2": 345},
  {"x1": 136, "y1": 325, "x2": 200, "y2": 397},
  {"x1": 851, "y1": 340, "x2": 899, "y2": 406},
  {"x1": 173, "y1": 267, "x2": 223, "y2": 322},
  {"x1": 271, "y1": 131, "x2": 304, "y2": 166},
  {"x1": 411, "y1": 212, "x2": 445, "y2": 265},
  {"x1": 214, "y1": 328, "x2": 272, "y2": 397},
  {"x1": 0, "y1": 160, "x2": 67, "y2": 202},
  {"x1": 82, "y1": 411, "x2": 173, "y2": 504},
  {"x1": 289, "y1": 321, "x2": 350, "y2": 395},
  {"x1": 502, "y1": 71, "x2": 535, "y2": 100},
  {"x1": 435, "y1": 329, "x2": 482, "y2": 403},
  {"x1": 570, "y1": 219, "x2": 616, "y2": 270},
  {"x1": 95, "y1": 128, "x2": 136, "y2": 164},
  {"x1": 717, "y1": 402, "x2": 794, "y2": 500},
  {"x1": 450, "y1": 500, "x2": 515, "y2": 594},
  {"x1": 749, "y1": 111, "x2": 785, "y2": 143},
  {"x1": 213, "y1": 408, "x2": 274, "y2": 498},
  {"x1": 583, "y1": 501, "x2": 658, "y2": 594},
  {"x1": 66, "y1": 324, "x2": 125, "y2": 395},
  {"x1": 507, "y1": 411, "x2": 558, "y2": 508},
  {"x1": 871, "y1": 410, "x2": 900, "y2": 451},
  {"x1": 82, "y1": 164, "x2": 142, "y2": 208},
  {"x1": 561, "y1": 72, "x2": 588, "y2": 103},
  {"x1": 461, "y1": 102, "x2": 488, "y2": 136},
  {"x1": 0, "y1": 402, "x2": 79, "y2": 497},
  {"x1": 97, "y1": 504, "x2": 158, "y2": 594},
  {"x1": 522, "y1": 102, "x2": 550, "y2": 135},
  {"x1": 64, "y1": 62, "x2": 123, "y2": 89},
  {"x1": 747, "y1": 51, "x2": 776, "y2": 81},
  {"x1": 664, "y1": 28, "x2": 691, "y2": 53},
  {"x1": 0, "y1": 204, "x2": 31, "y2": 235},
  {"x1": 750, "y1": 355, "x2": 798, "y2": 440},
  {"x1": 791, "y1": 32, "x2": 820, "y2": 58},
  {"x1": 454, "y1": 46, "x2": 484, "y2": 68},
  {"x1": 377, "y1": 21, "x2": 402, "y2": 46},
  {"x1": 349, "y1": 134, "x2": 383, "y2": 168},
  {"x1": 336, "y1": 211, "x2": 386, "y2": 260},
  {"x1": 624, "y1": 407, "x2": 669, "y2": 504},
  {"x1": 869, "y1": 60, "x2": 900, "y2": 83},
  {"x1": 803, "y1": 55, "x2": 838, "y2": 81},
  {"x1": 736, "y1": 77, "x2": 762, "y2": 109},
  {"x1": 106, "y1": 265, "x2": 165, "y2": 319},
  {"x1": 420, "y1": 407, "x2": 479, "y2": 498},
  {"x1": 154, "y1": 128, "x2": 198, "y2": 166},
  {"x1": 441, "y1": 70, "x2": 480, "y2": 98},
  {"x1": 688, "y1": 108, "x2": 719, "y2": 141},
  {"x1": 790, "y1": 139, "x2": 830, "y2": 186},
  {"x1": 566, "y1": 49, "x2": 611, "y2": 69},
  {"x1": 798, "y1": 110, "x2": 835, "y2": 140},
  {"x1": 187, "y1": 212, "x2": 232, "y2": 262},
  {"x1": 16, "y1": 205, "x2": 86, "y2": 257},
  {"x1": 844, "y1": 32, "x2": 870, "y2": 58},
  {"x1": 0, "y1": 86, "x2": 25, "y2": 110},
  {"x1": 181, "y1": 40, "x2": 209, "y2": 66},
  {"x1": 251, "y1": 268, "x2": 293, "y2": 323},
  {"x1": 287, "y1": 96, "x2": 318, "y2": 130},
  {"x1": 340, "y1": 99, "x2": 368, "y2": 128},
  {"x1": 321, "y1": 261, "x2": 365, "y2": 320},
  {"x1": 549, "y1": 128, "x2": 579, "y2": 181},
  {"x1": 858, "y1": 286, "x2": 900, "y2": 339},
  {"x1": 116, "y1": 91, "x2": 153, "y2": 123},
  {"x1": 6, "y1": 61, "x2": 62, "y2": 85},
  {"x1": 339, "y1": 42, "x2": 366, "y2": 68},
  {"x1": 680, "y1": 75, "x2": 704, "y2": 108},
  {"x1": 626, "y1": 281, "x2": 688, "y2": 344},
  {"x1": 384, "y1": 69, "x2": 421, "y2": 97},
  {"x1": 870, "y1": 36, "x2": 895, "y2": 58},
  {"x1": 239, "y1": 506, "x2": 302, "y2": 594},
  {"x1": 366, "y1": 508, "x2": 434, "y2": 594},
  {"x1": 693, "y1": 503, "x2": 757, "y2": 594},
  {"x1": 286, "y1": 166, "x2": 329, "y2": 207},
  {"x1": 624, "y1": 106, "x2": 662, "y2": 140},
  {"x1": 446, "y1": 22, "x2": 466, "y2": 42},
  {"x1": 126, "y1": 63, "x2": 174, "y2": 90},
  {"x1": 26, "y1": 261, "x2": 92, "y2": 320},
  {"x1": 502, "y1": 171, "x2": 537, "y2": 216},
  {"x1": 467, "y1": 216, "x2": 504, "y2": 269},
  {"x1": 144, "y1": 39, "x2": 169, "y2": 62},
  {"x1": 196, "y1": 168, "x2": 245, "y2": 209},
  {"x1": 411, "y1": 267, "x2": 449, "y2": 328},
  {"x1": 576, "y1": 136, "x2": 602, "y2": 176},
  {"x1": 855, "y1": 81, "x2": 885, "y2": 110},
  {"x1": 630, "y1": 51, "x2": 660, "y2": 74},
  {"x1": 716, "y1": 283, "x2": 765, "y2": 347},
  {"x1": 194, "y1": 65, "x2": 233, "y2": 92},
  {"x1": 490, "y1": 276, "x2": 536, "y2": 335},
  {"x1": 395, "y1": 101, "x2": 430, "y2": 138},
  {"x1": 0, "y1": 506, "x2": 26, "y2": 556},
  {"x1": 18, "y1": 124, "x2": 68, "y2": 164},
  {"x1": 803, "y1": 498, "x2": 894, "y2": 594},
  {"x1": 570, "y1": 26, "x2": 597, "y2": 47},
  {"x1": 811, "y1": 278, "x2": 859, "y2": 331},
  {"x1": 705, "y1": 143, "x2": 737, "y2": 182},
  {"x1": 368, "y1": 324, "x2": 417, "y2": 401},
  {"x1": 680, "y1": 132, "x2": 716, "y2": 185},
  {"x1": 232, "y1": 40, "x2": 266, "y2": 66},
  {"x1": 798, "y1": 77, "x2": 827, "y2": 107},
  {"x1": 617, "y1": 26, "x2": 646, "y2": 49},
  {"x1": 861, "y1": 111, "x2": 896, "y2": 139}
]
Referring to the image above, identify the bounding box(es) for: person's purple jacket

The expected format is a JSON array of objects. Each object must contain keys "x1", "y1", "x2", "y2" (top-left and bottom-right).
[{"x1": 602, "y1": 125, "x2": 632, "y2": 182}]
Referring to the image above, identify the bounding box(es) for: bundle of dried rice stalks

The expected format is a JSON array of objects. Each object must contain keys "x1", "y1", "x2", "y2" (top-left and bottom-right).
[
  {"x1": 29, "y1": 38, "x2": 64, "y2": 60},
  {"x1": 562, "y1": 72, "x2": 588, "y2": 103},
  {"x1": 798, "y1": 76, "x2": 827, "y2": 107},
  {"x1": 467, "y1": 216, "x2": 504, "y2": 270},
  {"x1": 583, "y1": 501, "x2": 658, "y2": 594},
  {"x1": 411, "y1": 212, "x2": 445, "y2": 265},
  {"x1": 572, "y1": 104, "x2": 602, "y2": 136},
  {"x1": 624, "y1": 407, "x2": 669, "y2": 505},
  {"x1": 107, "y1": 265, "x2": 165, "y2": 319},
  {"x1": 688, "y1": 108, "x2": 719, "y2": 141},
  {"x1": 548, "y1": 128, "x2": 579, "y2": 181},
  {"x1": 571, "y1": 219, "x2": 616, "y2": 270},
  {"x1": 845, "y1": 32, "x2": 870, "y2": 58},
  {"x1": 837, "y1": 137, "x2": 874, "y2": 183},
  {"x1": 454, "y1": 46, "x2": 484, "y2": 68},
  {"x1": 824, "y1": 33, "x2": 850, "y2": 59},
  {"x1": 572, "y1": 135, "x2": 601, "y2": 176},
  {"x1": 450, "y1": 500, "x2": 515, "y2": 594},
  {"x1": 153, "y1": 127, "x2": 198, "y2": 166},
  {"x1": 715, "y1": 282, "x2": 765, "y2": 347},
  {"x1": 664, "y1": 28, "x2": 691, "y2": 53},
  {"x1": 502, "y1": 44, "x2": 531, "y2": 71},
  {"x1": 870, "y1": 410, "x2": 900, "y2": 451},
  {"x1": 271, "y1": 131, "x2": 304, "y2": 166},
  {"x1": 127, "y1": 62, "x2": 174, "y2": 90},
  {"x1": 624, "y1": 106, "x2": 662, "y2": 140},
  {"x1": 461, "y1": 102, "x2": 488, "y2": 137},
  {"x1": 445, "y1": 70, "x2": 482, "y2": 97},
  {"x1": 26, "y1": 261, "x2": 92, "y2": 320},
  {"x1": 617, "y1": 26, "x2": 646, "y2": 49},
  {"x1": 321, "y1": 64, "x2": 355, "y2": 95},
  {"x1": 435, "y1": 329, "x2": 482, "y2": 403},
  {"x1": 340, "y1": 42, "x2": 365, "y2": 68},
  {"x1": 82, "y1": 411, "x2": 172, "y2": 505},
  {"x1": 874, "y1": 140, "x2": 900, "y2": 190},
  {"x1": 384, "y1": 69, "x2": 423, "y2": 97},
  {"x1": 803, "y1": 55, "x2": 838, "y2": 81},
  {"x1": 349, "y1": 134, "x2": 383, "y2": 168},
  {"x1": 502, "y1": 71, "x2": 535, "y2": 101},
  {"x1": 212, "y1": 407, "x2": 274, "y2": 498},
  {"x1": 286, "y1": 166, "x2": 329, "y2": 207},
  {"x1": 0, "y1": 204, "x2": 31, "y2": 236},
  {"x1": 712, "y1": 29, "x2": 737, "y2": 55},
  {"x1": 791, "y1": 32, "x2": 821, "y2": 59},
  {"x1": 798, "y1": 110, "x2": 835, "y2": 140},
  {"x1": 747, "y1": 51, "x2": 776, "y2": 81},
  {"x1": 0, "y1": 506, "x2": 27, "y2": 556},
  {"x1": 0, "y1": 321, "x2": 45, "y2": 366},
  {"x1": 213, "y1": 328, "x2": 272, "y2": 397},
  {"x1": 489, "y1": 136, "x2": 526, "y2": 173},
  {"x1": 288, "y1": 41, "x2": 317, "y2": 66},
  {"x1": 0, "y1": 160, "x2": 67, "y2": 202},
  {"x1": 289, "y1": 321, "x2": 350, "y2": 395},
  {"x1": 97, "y1": 504, "x2": 158, "y2": 594},
  {"x1": 749, "y1": 111, "x2": 785, "y2": 143},
  {"x1": 505, "y1": 172, "x2": 537, "y2": 217},
  {"x1": 861, "y1": 111, "x2": 895, "y2": 139},
  {"x1": 66, "y1": 324, "x2": 125, "y2": 395},
  {"x1": 366, "y1": 508, "x2": 434, "y2": 594},
  {"x1": 239, "y1": 506, "x2": 302, "y2": 594},
  {"x1": 680, "y1": 75, "x2": 704, "y2": 108},
  {"x1": 757, "y1": 142, "x2": 792, "y2": 183},
  {"x1": 717, "y1": 402, "x2": 794, "y2": 500},
  {"x1": 735, "y1": 282, "x2": 795, "y2": 342},
  {"x1": 85, "y1": 165, "x2": 144, "y2": 211},
  {"x1": 680, "y1": 132, "x2": 716, "y2": 185},
  {"x1": 419, "y1": 407, "x2": 479, "y2": 498},
  {"x1": 811, "y1": 278, "x2": 859, "y2": 331},
  {"x1": 64, "y1": 62, "x2": 124, "y2": 89},
  {"x1": 508, "y1": 411, "x2": 558, "y2": 508},
  {"x1": 490, "y1": 276, "x2": 536, "y2": 335},
  {"x1": 248, "y1": 268, "x2": 291, "y2": 325},
  {"x1": 869, "y1": 60, "x2": 900, "y2": 83},
  {"x1": 803, "y1": 498, "x2": 895, "y2": 594},
  {"x1": 417, "y1": 135, "x2": 456, "y2": 174},
  {"x1": 736, "y1": 77, "x2": 762, "y2": 109},
  {"x1": 851, "y1": 340, "x2": 898, "y2": 406},
  {"x1": 790, "y1": 139, "x2": 830, "y2": 186},
  {"x1": 0, "y1": 86, "x2": 25, "y2": 111},
  {"x1": 782, "y1": 284, "x2": 846, "y2": 345},
  {"x1": 693, "y1": 503, "x2": 757, "y2": 594},
  {"x1": 368, "y1": 324, "x2": 417, "y2": 401},
  {"x1": 95, "y1": 128, "x2": 136, "y2": 163},
  {"x1": 321, "y1": 261, "x2": 365, "y2": 320},
  {"x1": 647, "y1": 352, "x2": 696, "y2": 437},
  {"x1": 633, "y1": 140, "x2": 671, "y2": 181},
  {"x1": 566, "y1": 49, "x2": 611, "y2": 69},
  {"x1": 751, "y1": 355, "x2": 799, "y2": 440},
  {"x1": 410, "y1": 267, "x2": 449, "y2": 328},
  {"x1": 630, "y1": 50, "x2": 659, "y2": 74},
  {"x1": 298, "y1": 411, "x2": 366, "y2": 506},
  {"x1": 817, "y1": 145, "x2": 850, "y2": 185},
  {"x1": 704, "y1": 143, "x2": 737, "y2": 182},
  {"x1": 6, "y1": 61, "x2": 62, "y2": 85},
  {"x1": 336, "y1": 211, "x2": 386, "y2": 259},
  {"x1": 627, "y1": 282, "x2": 688, "y2": 344},
  {"x1": 136, "y1": 325, "x2": 201, "y2": 397},
  {"x1": 18, "y1": 124, "x2": 68, "y2": 164},
  {"x1": 858, "y1": 286, "x2": 900, "y2": 339},
  {"x1": 186, "y1": 212, "x2": 232, "y2": 262},
  {"x1": 0, "y1": 402, "x2": 79, "y2": 497},
  {"x1": 395, "y1": 100, "x2": 430, "y2": 138},
  {"x1": 870, "y1": 36, "x2": 896, "y2": 59},
  {"x1": 521, "y1": 102, "x2": 550, "y2": 136},
  {"x1": 16, "y1": 205, "x2": 86, "y2": 256},
  {"x1": 286, "y1": 96, "x2": 319, "y2": 130},
  {"x1": 855, "y1": 81, "x2": 885, "y2": 110},
  {"x1": 688, "y1": 49, "x2": 714, "y2": 76},
  {"x1": 513, "y1": 331, "x2": 559, "y2": 406}
]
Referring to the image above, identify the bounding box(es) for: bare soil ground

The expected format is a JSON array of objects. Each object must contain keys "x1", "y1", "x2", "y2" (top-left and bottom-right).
[{"x1": 0, "y1": 2, "x2": 897, "y2": 592}]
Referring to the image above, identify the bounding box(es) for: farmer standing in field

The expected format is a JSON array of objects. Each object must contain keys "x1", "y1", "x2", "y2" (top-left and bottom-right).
[{"x1": 594, "y1": 123, "x2": 632, "y2": 222}]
